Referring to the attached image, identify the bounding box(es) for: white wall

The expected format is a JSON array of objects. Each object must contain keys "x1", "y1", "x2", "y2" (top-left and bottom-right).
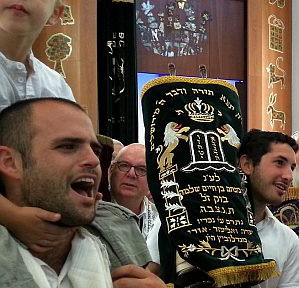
[{"x1": 292, "y1": 0, "x2": 299, "y2": 134}]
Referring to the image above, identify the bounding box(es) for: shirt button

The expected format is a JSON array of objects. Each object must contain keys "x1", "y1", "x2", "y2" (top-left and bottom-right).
[
  {"x1": 17, "y1": 63, "x2": 23, "y2": 69},
  {"x1": 18, "y1": 77, "x2": 25, "y2": 83}
]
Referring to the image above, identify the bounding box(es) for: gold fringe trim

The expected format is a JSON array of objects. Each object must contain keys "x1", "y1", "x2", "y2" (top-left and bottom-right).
[
  {"x1": 208, "y1": 260, "x2": 279, "y2": 287},
  {"x1": 284, "y1": 187, "x2": 299, "y2": 201},
  {"x1": 141, "y1": 76, "x2": 239, "y2": 99},
  {"x1": 166, "y1": 284, "x2": 174, "y2": 288}
]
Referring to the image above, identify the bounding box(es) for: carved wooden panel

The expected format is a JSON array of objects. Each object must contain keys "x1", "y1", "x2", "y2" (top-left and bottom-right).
[
  {"x1": 247, "y1": 0, "x2": 291, "y2": 133},
  {"x1": 33, "y1": 0, "x2": 98, "y2": 131}
]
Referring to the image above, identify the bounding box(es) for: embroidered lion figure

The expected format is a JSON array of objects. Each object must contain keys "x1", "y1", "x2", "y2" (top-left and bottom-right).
[
  {"x1": 217, "y1": 124, "x2": 240, "y2": 148},
  {"x1": 156, "y1": 122, "x2": 190, "y2": 172}
]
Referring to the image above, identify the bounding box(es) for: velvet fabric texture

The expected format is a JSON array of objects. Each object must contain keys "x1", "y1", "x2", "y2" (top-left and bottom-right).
[{"x1": 141, "y1": 76, "x2": 277, "y2": 287}]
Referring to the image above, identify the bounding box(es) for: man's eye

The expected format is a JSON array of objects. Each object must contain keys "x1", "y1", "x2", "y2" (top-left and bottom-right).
[
  {"x1": 275, "y1": 160, "x2": 284, "y2": 166},
  {"x1": 119, "y1": 163, "x2": 130, "y2": 170},
  {"x1": 58, "y1": 144, "x2": 76, "y2": 150}
]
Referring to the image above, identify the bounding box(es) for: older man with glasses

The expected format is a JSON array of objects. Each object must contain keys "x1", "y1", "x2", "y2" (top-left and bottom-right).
[{"x1": 109, "y1": 143, "x2": 159, "y2": 240}]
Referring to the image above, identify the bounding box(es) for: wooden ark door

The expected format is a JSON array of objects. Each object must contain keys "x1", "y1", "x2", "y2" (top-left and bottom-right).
[{"x1": 135, "y1": 0, "x2": 247, "y2": 131}]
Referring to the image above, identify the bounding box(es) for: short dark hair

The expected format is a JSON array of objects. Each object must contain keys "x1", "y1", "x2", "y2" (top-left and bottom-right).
[
  {"x1": 237, "y1": 129, "x2": 298, "y2": 166},
  {"x1": 0, "y1": 97, "x2": 84, "y2": 160},
  {"x1": 0, "y1": 98, "x2": 84, "y2": 194}
]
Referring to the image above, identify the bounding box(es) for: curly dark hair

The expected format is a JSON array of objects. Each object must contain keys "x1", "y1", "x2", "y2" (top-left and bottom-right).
[{"x1": 237, "y1": 129, "x2": 298, "y2": 166}]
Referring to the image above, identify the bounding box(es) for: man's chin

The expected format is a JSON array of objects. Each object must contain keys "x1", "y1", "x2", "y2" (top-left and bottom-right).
[{"x1": 59, "y1": 213, "x2": 95, "y2": 227}]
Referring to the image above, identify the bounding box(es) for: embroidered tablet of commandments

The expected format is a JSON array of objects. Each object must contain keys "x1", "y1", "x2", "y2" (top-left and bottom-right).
[{"x1": 141, "y1": 76, "x2": 278, "y2": 287}]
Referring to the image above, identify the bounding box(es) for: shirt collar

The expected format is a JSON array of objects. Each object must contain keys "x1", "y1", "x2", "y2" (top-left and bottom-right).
[
  {"x1": 256, "y1": 206, "x2": 276, "y2": 231},
  {"x1": 0, "y1": 50, "x2": 35, "y2": 72},
  {"x1": 264, "y1": 206, "x2": 276, "y2": 221},
  {"x1": 27, "y1": 50, "x2": 36, "y2": 72}
]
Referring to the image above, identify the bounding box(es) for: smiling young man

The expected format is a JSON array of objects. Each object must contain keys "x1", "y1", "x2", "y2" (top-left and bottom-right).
[
  {"x1": 0, "y1": 98, "x2": 166, "y2": 288},
  {"x1": 238, "y1": 129, "x2": 299, "y2": 288}
]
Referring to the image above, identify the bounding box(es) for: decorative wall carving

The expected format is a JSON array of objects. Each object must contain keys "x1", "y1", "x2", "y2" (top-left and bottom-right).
[
  {"x1": 136, "y1": 0, "x2": 212, "y2": 58},
  {"x1": 60, "y1": 5, "x2": 75, "y2": 25},
  {"x1": 45, "y1": 33, "x2": 72, "y2": 78}
]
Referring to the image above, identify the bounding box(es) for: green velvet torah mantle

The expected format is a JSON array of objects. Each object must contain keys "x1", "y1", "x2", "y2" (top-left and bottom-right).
[{"x1": 141, "y1": 76, "x2": 278, "y2": 287}]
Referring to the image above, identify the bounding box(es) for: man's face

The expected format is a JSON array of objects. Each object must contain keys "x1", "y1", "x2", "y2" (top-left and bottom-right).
[
  {"x1": 247, "y1": 143, "x2": 296, "y2": 206},
  {"x1": 20, "y1": 102, "x2": 102, "y2": 226},
  {"x1": 109, "y1": 145, "x2": 149, "y2": 207}
]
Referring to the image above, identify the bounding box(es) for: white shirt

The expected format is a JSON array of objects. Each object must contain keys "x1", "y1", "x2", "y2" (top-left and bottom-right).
[
  {"x1": 252, "y1": 207, "x2": 299, "y2": 288},
  {"x1": 18, "y1": 229, "x2": 113, "y2": 288},
  {"x1": 0, "y1": 51, "x2": 75, "y2": 112}
]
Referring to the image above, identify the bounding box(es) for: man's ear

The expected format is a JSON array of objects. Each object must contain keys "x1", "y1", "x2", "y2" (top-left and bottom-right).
[
  {"x1": 239, "y1": 154, "x2": 253, "y2": 176},
  {"x1": 0, "y1": 146, "x2": 23, "y2": 180},
  {"x1": 46, "y1": 4, "x2": 65, "y2": 26}
]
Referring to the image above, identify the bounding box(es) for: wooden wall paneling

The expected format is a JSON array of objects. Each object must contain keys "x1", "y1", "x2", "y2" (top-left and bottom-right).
[
  {"x1": 208, "y1": 0, "x2": 245, "y2": 80},
  {"x1": 247, "y1": 0, "x2": 292, "y2": 134},
  {"x1": 33, "y1": 0, "x2": 98, "y2": 131}
]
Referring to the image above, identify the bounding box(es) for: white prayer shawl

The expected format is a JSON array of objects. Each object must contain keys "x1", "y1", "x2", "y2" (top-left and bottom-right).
[
  {"x1": 18, "y1": 228, "x2": 113, "y2": 288},
  {"x1": 138, "y1": 196, "x2": 159, "y2": 240}
]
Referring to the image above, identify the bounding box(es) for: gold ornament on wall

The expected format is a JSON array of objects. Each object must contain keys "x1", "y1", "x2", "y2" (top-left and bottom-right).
[
  {"x1": 45, "y1": 33, "x2": 72, "y2": 78},
  {"x1": 269, "y1": 0, "x2": 285, "y2": 9},
  {"x1": 265, "y1": 56, "x2": 285, "y2": 89},
  {"x1": 268, "y1": 14, "x2": 284, "y2": 53},
  {"x1": 136, "y1": 0, "x2": 212, "y2": 57},
  {"x1": 266, "y1": 92, "x2": 286, "y2": 130},
  {"x1": 60, "y1": 5, "x2": 75, "y2": 25}
]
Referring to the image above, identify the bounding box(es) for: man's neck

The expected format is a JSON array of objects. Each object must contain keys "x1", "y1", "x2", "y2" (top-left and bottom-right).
[
  {"x1": 30, "y1": 230, "x2": 75, "y2": 274},
  {"x1": 254, "y1": 201, "x2": 267, "y2": 224},
  {"x1": 115, "y1": 197, "x2": 144, "y2": 215},
  {"x1": 0, "y1": 33, "x2": 34, "y2": 63}
]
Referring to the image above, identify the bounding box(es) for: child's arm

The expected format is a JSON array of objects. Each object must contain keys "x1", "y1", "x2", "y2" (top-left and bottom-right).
[{"x1": 0, "y1": 194, "x2": 74, "y2": 252}]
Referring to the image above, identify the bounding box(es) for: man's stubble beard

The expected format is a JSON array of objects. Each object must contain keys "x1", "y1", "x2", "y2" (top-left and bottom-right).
[{"x1": 21, "y1": 163, "x2": 96, "y2": 227}]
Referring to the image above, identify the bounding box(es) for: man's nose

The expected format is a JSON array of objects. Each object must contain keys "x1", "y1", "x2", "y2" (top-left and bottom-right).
[
  {"x1": 82, "y1": 147, "x2": 100, "y2": 167},
  {"x1": 283, "y1": 166, "x2": 294, "y2": 182},
  {"x1": 127, "y1": 166, "x2": 137, "y2": 177}
]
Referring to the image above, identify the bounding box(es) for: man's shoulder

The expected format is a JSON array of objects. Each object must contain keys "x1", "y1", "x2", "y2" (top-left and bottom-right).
[
  {"x1": 96, "y1": 201, "x2": 138, "y2": 219},
  {"x1": 0, "y1": 225, "x2": 10, "y2": 241},
  {"x1": 265, "y1": 211, "x2": 299, "y2": 247},
  {"x1": 31, "y1": 57, "x2": 75, "y2": 101},
  {"x1": 0, "y1": 226, "x2": 39, "y2": 287},
  {"x1": 33, "y1": 57, "x2": 66, "y2": 80}
]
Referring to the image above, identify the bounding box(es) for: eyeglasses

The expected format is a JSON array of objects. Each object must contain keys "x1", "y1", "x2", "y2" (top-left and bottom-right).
[{"x1": 114, "y1": 161, "x2": 147, "y2": 177}]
